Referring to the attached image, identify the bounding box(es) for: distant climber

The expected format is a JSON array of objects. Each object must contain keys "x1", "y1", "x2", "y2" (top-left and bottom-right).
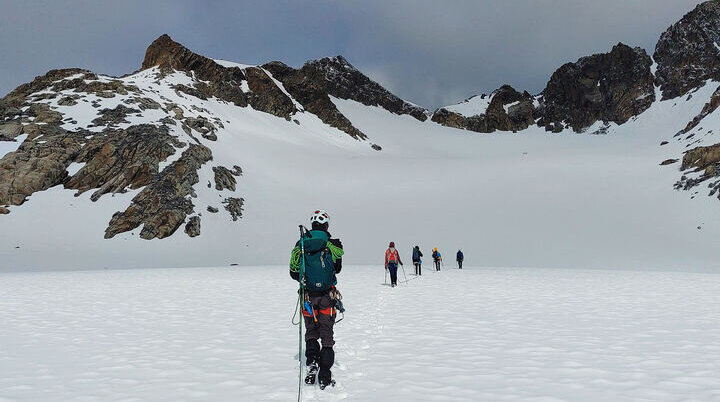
[
  {"x1": 456, "y1": 249, "x2": 464, "y2": 269},
  {"x1": 385, "y1": 241, "x2": 403, "y2": 287},
  {"x1": 412, "y1": 245, "x2": 423, "y2": 275},
  {"x1": 432, "y1": 248, "x2": 442, "y2": 271},
  {"x1": 289, "y1": 210, "x2": 344, "y2": 389}
]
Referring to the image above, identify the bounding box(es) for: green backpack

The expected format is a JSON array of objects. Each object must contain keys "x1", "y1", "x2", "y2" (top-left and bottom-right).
[{"x1": 299, "y1": 230, "x2": 337, "y2": 291}]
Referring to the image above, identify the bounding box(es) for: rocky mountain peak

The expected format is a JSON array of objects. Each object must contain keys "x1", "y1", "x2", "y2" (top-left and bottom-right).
[
  {"x1": 297, "y1": 55, "x2": 428, "y2": 121},
  {"x1": 141, "y1": 34, "x2": 245, "y2": 83},
  {"x1": 141, "y1": 34, "x2": 181, "y2": 71},
  {"x1": 537, "y1": 42, "x2": 654, "y2": 132},
  {"x1": 306, "y1": 55, "x2": 359, "y2": 74},
  {"x1": 654, "y1": 0, "x2": 720, "y2": 100},
  {"x1": 141, "y1": 34, "x2": 297, "y2": 119}
]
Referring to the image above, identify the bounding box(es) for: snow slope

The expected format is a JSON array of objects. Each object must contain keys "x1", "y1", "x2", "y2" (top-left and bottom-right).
[
  {"x1": 1, "y1": 68, "x2": 720, "y2": 272},
  {"x1": 1, "y1": 265, "x2": 719, "y2": 401},
  {"x1": 443, "y1": 93, "x2": 494, "y2": 117}
]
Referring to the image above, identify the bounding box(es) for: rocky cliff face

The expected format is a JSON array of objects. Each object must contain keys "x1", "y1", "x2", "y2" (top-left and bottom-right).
[
  {"x1": 537, "y1": 43, "x2": 655, "y2": 132},
  {"x1": 301, "y1": 56, "x2": 427, "y2": 121},
  {"x1": 654, "y1": 1, "x2": 720, "y2": 100},
  {"x1": 262, "y1": 60, "x2": 367, "y2": 139},
  {"x1": 262, "y1": 55, "x2": 428, "y2": 140}
]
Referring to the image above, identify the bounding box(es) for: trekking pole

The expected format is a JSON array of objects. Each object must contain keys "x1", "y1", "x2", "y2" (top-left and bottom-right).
[
  {"x1": 384, "y1": 266, "x2": 388, "y2": 285},
  {"x1": 400, "y1": 264, "x2": 408, "y2": 283}
]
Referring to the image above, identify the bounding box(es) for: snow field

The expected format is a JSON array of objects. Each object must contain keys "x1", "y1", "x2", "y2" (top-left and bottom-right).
[{"x1": 1, "y1": 266, "x2": 719, "y2": 401}]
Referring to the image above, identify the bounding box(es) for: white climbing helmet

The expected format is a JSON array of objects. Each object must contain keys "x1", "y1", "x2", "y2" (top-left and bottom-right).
[{"x1": 310, "y1": 209, "x2": 330, "y2": 225}]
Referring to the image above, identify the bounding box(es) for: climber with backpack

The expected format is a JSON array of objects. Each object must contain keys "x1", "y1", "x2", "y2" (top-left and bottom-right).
[
  {"x1": 412, "y1": 245, "x2": 423, "y2": 275},
  {"x1": 432, "y1": 247, "x2": 442, "y2": 271},
  {"x1": 385, "y1": 241, "x2": 403, "y2": 287},
  {"x1": 289, "y1": 210, "x2": 344, "y2": 389},
  {"x1": 456, "y1": 249, "x2": 464, "y2": 269}
]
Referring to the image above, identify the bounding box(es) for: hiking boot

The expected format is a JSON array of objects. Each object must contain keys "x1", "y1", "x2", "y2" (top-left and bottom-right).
[
  {"x1": 304, "y1": 362, "x2": 319, "y2": 384},
  {"x1": 319, "y1": 376, "x2": 335, "y2": 390}
]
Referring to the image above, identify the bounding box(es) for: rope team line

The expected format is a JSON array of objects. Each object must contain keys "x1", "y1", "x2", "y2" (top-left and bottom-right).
[{"x1": 296, "y1": 225, "x2": 307, "y2": 402}]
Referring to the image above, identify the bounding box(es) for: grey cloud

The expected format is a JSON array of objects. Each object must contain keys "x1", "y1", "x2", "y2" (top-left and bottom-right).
[{"x1": 0, "y1": 0, "x2": 704, "y2": 109}]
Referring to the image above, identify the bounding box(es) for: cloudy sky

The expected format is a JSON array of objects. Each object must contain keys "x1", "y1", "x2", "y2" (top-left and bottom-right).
[{"x1": 0, "y1": 0, "x2": 702, "y2": 109}]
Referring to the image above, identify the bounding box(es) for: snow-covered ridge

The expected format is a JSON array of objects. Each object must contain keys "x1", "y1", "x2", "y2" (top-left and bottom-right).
[
  {"x1": 443, "y1": 93, "x2": 494, "y2": 117},
  {"x1": 213, "y1": 59, "x2": 256, "y2": 69}
]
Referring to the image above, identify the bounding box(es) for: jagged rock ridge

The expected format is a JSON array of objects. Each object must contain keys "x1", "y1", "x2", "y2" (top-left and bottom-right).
[
  {"x1": 301, "y1": 56, "x2": 427, "y2": 121},
  {"x1": 654, "y1": 0, "x2": 720, "y2": 100},
  {"x1": 433, "y1": 43, "x2": 654, "y2": 134}
]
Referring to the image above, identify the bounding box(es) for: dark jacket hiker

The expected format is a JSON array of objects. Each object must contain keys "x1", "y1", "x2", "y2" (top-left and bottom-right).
[
  {"x1": 289, "y1": 210, "x2": 344, "y2": 388},
  {"x1": 412, "y1": 246, "x2": 423, "y2": 275},
  {"x1": 456, "y1": 250, "x2": 464, "y2": 269}
]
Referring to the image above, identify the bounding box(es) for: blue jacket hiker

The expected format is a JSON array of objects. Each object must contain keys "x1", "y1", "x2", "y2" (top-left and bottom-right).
[
  {"x1": 456, "y1": 250, "x2": 464, "y2": 269},
  {"x1": 432, "y1": 248, "x2": 442, "y2": 271},
  {"x1": 412, "y1": 245, "x2": 423, "y2": 275},
  {"x1": 289, "y1": 210, "x2": 344, "y2": 389}
]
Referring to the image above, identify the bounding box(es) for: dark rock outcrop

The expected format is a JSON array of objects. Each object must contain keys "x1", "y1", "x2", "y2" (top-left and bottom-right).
[
  {"x1": 244, "y1": 67, "x2": 296, "y2": 119},
  {"x1": 125, "y1": 97, "x2": 161, "y2": 110},
  {"x1": 223, "y1": 197, "x2": 244, "y2": 221},
  {"x1": 537, "y1": 43, "x2": 655, "y2": 131},
  {"x1": 0, "y1": 122, "x2": 23, "y2": 141},
  {"x1": 91, "y1": 105, "x2": 141, "y2": 128},
  {"x1": 301, "y1": 56, "x2": 427, "y2": 121},
  {"x1": 674, "y1": 142, "x2": 720, "y2": 196},
  {"x1": 105, "y1": 144, "x2": 213, "y2": 239},
  {"x1": 182, "y1": 116, "x2": 217, "y2": 141},
  {"x1": 431, "y1": 85, "x2": 536, "y2": 133},
  {"x1": 213, "y1": 166, "x2": 240, "y2": 191},
  {"x1": 654, "y1": 1, "x2": 720, "y2": 100},
  {"x1": 184, "y1": 216, "x2": 201, "y2": 237},
  {"x1": 431, "y1": 108, "x2": 488, "y2": 132},
  {"x1": 263, "y1": 61, "x2": 367, "y2": 139},
  {"x1": 681, "y1": 142, "x2": 720, "y2": 172},
  {"x1": 65, "y1": 125, "x2": 182, "y2": 201},
  {"x1": 0, "y1": 125, "x2": 83, "y2": 205}
]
